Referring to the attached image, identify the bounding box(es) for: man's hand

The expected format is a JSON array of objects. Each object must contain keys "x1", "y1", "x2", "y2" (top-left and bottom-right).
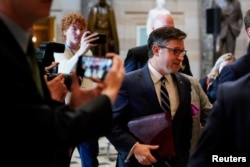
[
  {"x1": 69, "y1": 53, "x2": 125, "y2": 109},
  {"x1": 44, "y1": 62, "x2": 59, "y2": 72},
  {"x1": 69, "y1": 70, "x2": 103, "y2": 109},
  {"x1": 133, "y1": 143, "x2": 159, "y2": 165},
  {"x1": 101, "y1": 53, "x2": 125, "y2": 103},
  {"x1": 44, "y1": 73, "x2": 68, "y2": 103}
]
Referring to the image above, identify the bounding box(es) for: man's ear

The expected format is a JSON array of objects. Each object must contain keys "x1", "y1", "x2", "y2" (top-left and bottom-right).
[{"x1": 152, "y1": 45, "x2": 160, "y2": 56}]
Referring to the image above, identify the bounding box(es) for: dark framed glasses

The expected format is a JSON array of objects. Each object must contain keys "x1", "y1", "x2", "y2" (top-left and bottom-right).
[{"x1": 158, "y1": 45, "x2": 187, "y2": 56}]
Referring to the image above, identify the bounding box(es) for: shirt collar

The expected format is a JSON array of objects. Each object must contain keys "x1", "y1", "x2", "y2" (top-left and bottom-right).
[
  {"x1": 148, "y1": 61, "x2": 163, "y2": 84},
  {"x1": 148, "y1": 61, "x2": 171, "y2": 84}
]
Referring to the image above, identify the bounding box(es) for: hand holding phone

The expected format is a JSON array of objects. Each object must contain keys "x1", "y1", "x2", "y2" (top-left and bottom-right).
[
  {"x1": 76, "y1": 55, "x2": 113, "y2": 80},
  {"x1": 87, "y1": 33, "x2": 107, "y2": 44}
]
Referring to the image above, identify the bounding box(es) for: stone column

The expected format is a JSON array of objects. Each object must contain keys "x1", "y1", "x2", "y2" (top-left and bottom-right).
[{"x1": 199, "y1": 0, "x2": 215, "y2": 77}]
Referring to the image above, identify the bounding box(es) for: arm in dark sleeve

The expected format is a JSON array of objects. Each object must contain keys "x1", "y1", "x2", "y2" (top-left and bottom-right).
[
  {"x1": 124, "y1": 49, "x2": 137, "y2": 73},
  {"x1": 55, "y1": 95, "x2": 113, "y2": 145},
  {"x1": 180, "y1": 54, "x2": 193, "y2": 76},
  {"x1": 218, "y1": 65, "x2": 235, "y2": 85}
]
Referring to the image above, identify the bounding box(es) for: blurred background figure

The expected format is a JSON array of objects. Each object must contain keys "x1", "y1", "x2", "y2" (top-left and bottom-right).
[
  {"x1": 146, "y1": 0, "x2": 171, "y2": 36},
  {"x1": 218, "y1": 9, "x2": 250, "y2": 85},
  {"x1": 180, "y1": 74, "x2": 212, "y2": 155},
  {"x1": 125, "y1": 13, "x2": 193, "y2": 76},
  {"x1": 188, "y1": 73, "x2": 250, "y2": 167},
  {"x1": 88, "y1": 0, "x2": 119, "y2": 56},
  {"x1": 55, "y1": 12, "x2": 98, "y2": 103},
  {"x1": 55, "y1": 12, "x2": 100, "y2": 167},
  {"x1": 199, "y1": 52, "x2": 236, "y2": 104},
  {"x1": 213, "y1": 0, "x2": 243, "y2": 56}
]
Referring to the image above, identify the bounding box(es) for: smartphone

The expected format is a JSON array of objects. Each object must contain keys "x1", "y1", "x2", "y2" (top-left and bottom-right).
[
  {"x1": 88, "y1": 33, "x2": 107, "y2": 44},
  {"x1": 76, "y1": 55, "x2": 113, "y2": 80}
]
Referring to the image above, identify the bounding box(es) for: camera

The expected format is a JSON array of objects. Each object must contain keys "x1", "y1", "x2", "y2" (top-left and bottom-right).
[
  {"x1": 36, "y1": 42, "x2": 65, "y2": 73},
  {"x1": 36, "y1": 42, "x2": 72, "y2": 89},
  {"x1": 46, "y1": 73, "x2": 73, "y2": 90},
  {"x1": 76, "y1": 55, "x2": 113, "y2": 80}
]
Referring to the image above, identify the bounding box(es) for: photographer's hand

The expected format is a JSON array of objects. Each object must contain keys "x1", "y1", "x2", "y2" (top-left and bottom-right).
[
  {"x1": 69, "y1": 70, "x2": 103, "y2": 109},
  {"x1": 101, "y1": 53, "x2": 125, "y2": 103},
  {"x1": 68, "y1": 53, "x2": 124, "y2": 109},
  {"x1": 75, "y1": 31, "x2": 99, "y2": 57},
  {"x1": 44, "y1": 61, "x2": 59, "y2": 72},
  {"x1": 44, "y1": 73, "x2": 68, "y2": 103}
]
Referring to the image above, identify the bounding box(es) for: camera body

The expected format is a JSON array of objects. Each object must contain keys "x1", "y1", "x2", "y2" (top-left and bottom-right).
[
  {"x1": 46, "y1": 73, "x2": 72, "y2": 90},
  {"x1": 36, "y1": 42, "x2": 72, "y2": 89},
  {"x1": 36, "y1": 42, "x2": 65, "y2": 73}
]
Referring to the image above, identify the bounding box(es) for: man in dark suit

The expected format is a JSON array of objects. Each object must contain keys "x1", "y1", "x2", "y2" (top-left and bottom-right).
[
  {"x1": 218, "y1": 9, "x2": 250, "y2": 84},
  {"x1": 125, "y1": 45, "x2": 149, "y2": 72},
  {"x1": 107, "y1": 27, "x2": 192, "y2": 167},
  {"x1": 188, "y1": 73, "x2": 250, "y2": 167},
  {"x1": 0, "y1": 0, "x2": 124, "y2": 167},
  {"x1": 124, "y1": 13, "x2": 193, "y2": 76}
]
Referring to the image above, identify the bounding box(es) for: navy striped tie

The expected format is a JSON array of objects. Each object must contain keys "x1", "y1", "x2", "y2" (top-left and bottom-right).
[{"x1": 160, "y1": 77, "x2": 170, "y2": 112}]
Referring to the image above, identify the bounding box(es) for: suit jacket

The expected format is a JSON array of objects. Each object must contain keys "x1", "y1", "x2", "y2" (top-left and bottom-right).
[
  {"x1": 107, "y1": 65, "x2": 193, "y2": 167},
  {"x1": 0, "y1": 19, "x2": 112, "y2": 167},
  {"x1": 124, "y1": 45, "x2": 193, "y2": 76},
  {"x1": 218, "y1": 43, "x2": 250, "y2": 84},
  {"x1": 124, "y1": 45, "x2": 149, "y2": 72},
  {"x1": 248, "y1": 41, "x2": 250, "y2": 54},
  {"x1": 200, "y1": 76, "x2": 219, "y2": 104},
  {"x1": 188, "y1": 73, "x2": 250, "y2": 167}
]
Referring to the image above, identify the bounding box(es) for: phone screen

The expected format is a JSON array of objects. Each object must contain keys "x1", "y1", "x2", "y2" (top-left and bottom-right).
[{"x1": 76, "y1": 55, "x2": 113, "y2": 80}]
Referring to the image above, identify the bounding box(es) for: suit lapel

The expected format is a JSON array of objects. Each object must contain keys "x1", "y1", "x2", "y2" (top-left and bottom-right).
[
  {"x1": 171, "y1": 73, "x2": 191, "y2": 120},
  {"x1": 0, "y1": 19, "x2": 51, "y2": 99},
  {"x1": 139, "y1": 65, "x2": 164, "y2": 113}
]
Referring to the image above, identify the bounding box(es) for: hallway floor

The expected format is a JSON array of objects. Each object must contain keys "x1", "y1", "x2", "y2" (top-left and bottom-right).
[{"x1": 70, "y1": 137, "x2": 117, "y2": 167}]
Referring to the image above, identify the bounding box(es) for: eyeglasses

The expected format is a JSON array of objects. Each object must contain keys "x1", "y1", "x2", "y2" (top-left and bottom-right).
[{"x1": 158, "y1": 45, "x2": 187, "y2": 56}]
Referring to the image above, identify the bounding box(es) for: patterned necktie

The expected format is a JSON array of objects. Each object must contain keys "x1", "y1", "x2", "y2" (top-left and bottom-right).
[
  {"x1": 27, "y1": 38, "x2": 43, "y2": 96},
  {"x1": 160, "y1": 77, "x2": 170, "y2": 112}
]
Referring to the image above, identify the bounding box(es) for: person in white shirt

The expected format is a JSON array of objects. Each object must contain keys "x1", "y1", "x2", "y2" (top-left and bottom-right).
[{"x1": 54, "y1": 12, "x2": 101, "y2": 167}]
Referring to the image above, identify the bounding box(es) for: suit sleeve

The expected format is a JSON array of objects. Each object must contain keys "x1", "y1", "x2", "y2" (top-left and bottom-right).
[
  {"x1": 218, "y1": 65, "x2": 235, "y2": 85},
  {"x1": 124, "y1": 49, "x2": 137, "y2": 73},
  {"x1": 55, "y1": 95, "x2": 113, "y2": 145}
]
